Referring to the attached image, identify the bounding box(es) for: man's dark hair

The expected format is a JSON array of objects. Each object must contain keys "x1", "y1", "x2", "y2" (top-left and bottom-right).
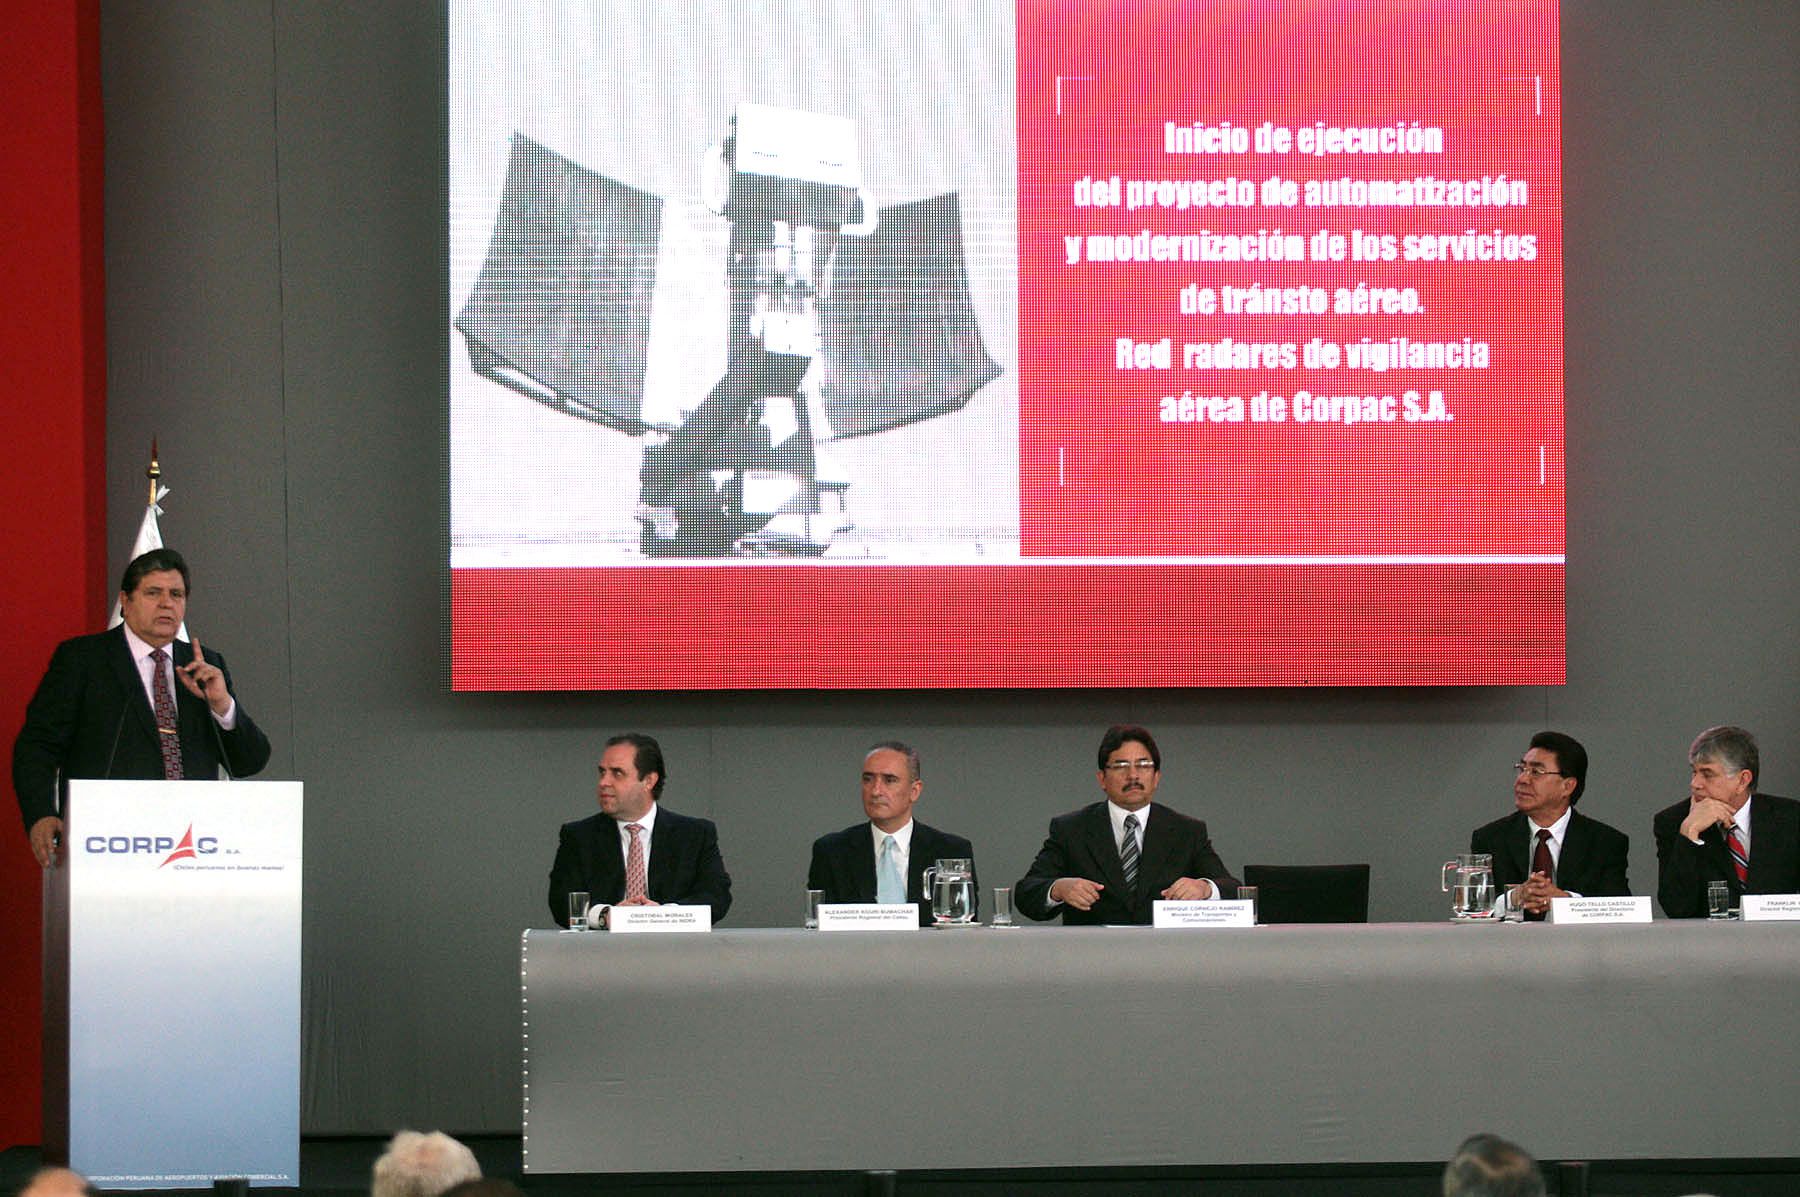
[
  {"x1": 120, "y1": 547, "x2": 191, "y2": 596},
  {"x1": 866, "y1": 739, "x2": 921, "y2": 782},
  {"x1": 1097, "y1": 724, "x2": 1160, "y2": 772},
  {"x1": 1690, "y1": 725, "x2": 1759, "y2": 792},
  {"x1": 1528, "y1": 730, "x2": 1586, "y2": 804},
  {"x1": 605, "y1": 732, "x2": 666, "y2": 799},
  {"x1": 1442, "y1": 1133, "x2": 1545, "y2": 1197}
]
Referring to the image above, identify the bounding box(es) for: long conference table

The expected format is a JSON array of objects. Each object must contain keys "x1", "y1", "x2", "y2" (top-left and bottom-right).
[{"x1": 520, "y1": 921, "x2": 1798, "y2": 1175}]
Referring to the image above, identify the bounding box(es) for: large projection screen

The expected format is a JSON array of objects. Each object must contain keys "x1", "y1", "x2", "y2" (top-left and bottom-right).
[{"x1": 449, "y1": 0, "x2": 1564, "y2": 690}]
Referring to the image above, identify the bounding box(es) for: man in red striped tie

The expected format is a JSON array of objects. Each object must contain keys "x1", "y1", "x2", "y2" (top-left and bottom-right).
[
  {"x1": 1471, "y1": 731, "x2": 1630, "y2": 920},
  {"x1": 1654, "y1": 726, "x2": 1800, "y2": 918}
]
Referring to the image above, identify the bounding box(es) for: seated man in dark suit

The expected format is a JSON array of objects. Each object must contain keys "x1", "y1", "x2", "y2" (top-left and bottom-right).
[
  {"x1": 808, "y1": 740, "x2": 976, "y2": 926},
  {"x1": 13, "y1": 548, "x2": 273, "y2": 868},
  {"x1": 1470, "y1": 730, "x2": 1629, "y2": 919},
  {"x1": 547, "y1": 732, "x2": 731, "y2": 925},
  {"x1": 1655, "y1": 725, "x2": 1800, "y2": 918},
  {"x1": 1015, "y1": 724, "x2": 1237, "y2": 925}
]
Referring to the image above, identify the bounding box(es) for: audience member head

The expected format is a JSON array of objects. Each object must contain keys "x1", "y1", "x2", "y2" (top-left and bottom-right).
[
  {"x1": 370, "y1": 1130, "x2": 482, "y2": 1197},
  {"x1": 439, "y1": 1182, "x2": 525, "y2": 1197},
  {"x1": 18, "y1": 1167, "x2": 93, "y2": 1197},
  {"x1": 1442, "y1": 1133, "x2": 1545, "y2": 1197}
]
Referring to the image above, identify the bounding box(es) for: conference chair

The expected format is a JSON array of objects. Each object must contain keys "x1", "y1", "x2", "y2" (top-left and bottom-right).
[{"x1": 1241, "y1": 863, "x2": 1371, "y2": 923}]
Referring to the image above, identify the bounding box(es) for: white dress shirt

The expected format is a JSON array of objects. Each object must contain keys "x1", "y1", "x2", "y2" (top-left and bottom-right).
[
  {"x1": 872, "y1": 818, "x2": 915, "y2": 896},
  {"x1": 1497, "y1": 806, "x2": 1577, "y2": 914}
]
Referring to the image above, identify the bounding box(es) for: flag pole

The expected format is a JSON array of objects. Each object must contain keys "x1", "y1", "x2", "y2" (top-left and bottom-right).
[{"x1": 110, "y1": 441, "x2": 177, "y2": 633}]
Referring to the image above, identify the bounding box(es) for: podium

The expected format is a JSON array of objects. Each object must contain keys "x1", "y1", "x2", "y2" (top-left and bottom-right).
[{"x1": 43, "y1": 780, "x2": 303, "y2": 1189}]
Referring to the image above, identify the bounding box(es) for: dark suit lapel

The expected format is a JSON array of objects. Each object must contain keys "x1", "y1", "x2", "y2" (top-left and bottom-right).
[
  {"x1": 1503, "y1": 812, "x2": 1532, "y2": 884},
  {"x1": 107, "y1": 627, "x2": 160, "y2": 740},
  {"x1": 1745, "y1": 799, "x2": 1790, "y2": 892},
  {"x1": 645, "y1": 810, "x2": 678, "y2": 898},
  {"x1": 1699, "y1": 824, "x2": 1735, "y2": 892},
  {"x1": 594, "y1": 816, "x2": 626, "y2": 900},
  {"x1": 1558, "y1": 812, "x2": 1590, "y2": 888},
  {"x1": 904, "y1": 824, "x2": 933, "y2": 903},
  {"x1": 169, "y1": 639, "x2": 211, "y2": 746},
  {"x1": 850, "y1": 823, "x2": 878, "y2": 901},
  {"x1": 1085, "y1": 803, "x2": 1130, "y2": 893},
  {"x1": 1137, "y1": 805, "x2": 1181, "y2": 897}
]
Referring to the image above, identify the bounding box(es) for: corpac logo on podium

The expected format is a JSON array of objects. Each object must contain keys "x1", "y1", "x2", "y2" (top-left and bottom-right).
[{"x1": 82, "y1": 823, "x2": 221, "y2": 867}]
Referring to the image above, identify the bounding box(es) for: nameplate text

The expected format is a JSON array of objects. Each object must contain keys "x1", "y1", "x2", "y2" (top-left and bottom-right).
[
  {"x1": 1153, "y1": 899, "x2": 1255, "y2": 928},
  {"x1": 1741, "y1": 894, "x2": 1800, "y2": 921},
  {"x1": 603, "y1": 904, "x2": 712, "y2": 933},
  {"x1": 817, "y1": 903, "x2": 919, "y2": 931},
  {"x1": 1547, "y1": 896, "x2": 1651, "y2": 924}
]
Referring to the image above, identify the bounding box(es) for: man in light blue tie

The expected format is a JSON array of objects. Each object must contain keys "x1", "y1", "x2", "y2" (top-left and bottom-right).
[{"x1": 807, "y1": 740, "x2": 978, "y2": 926}]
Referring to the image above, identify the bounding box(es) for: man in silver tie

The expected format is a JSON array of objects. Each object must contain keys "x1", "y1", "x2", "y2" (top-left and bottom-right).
[{"x1": 1014, "y1": 724, "x2": 1237, "y2": 925}]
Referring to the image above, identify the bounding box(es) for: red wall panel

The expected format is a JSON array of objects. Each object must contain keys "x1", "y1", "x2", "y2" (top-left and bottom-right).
[{"x1": 0, "y1": 0, "x2": 105, "y2": 1150}]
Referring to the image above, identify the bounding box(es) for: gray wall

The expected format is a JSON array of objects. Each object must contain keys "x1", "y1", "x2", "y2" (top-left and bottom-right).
[{"x1": 98, "y1": 2, "x2": 1798, "y2": 1134}]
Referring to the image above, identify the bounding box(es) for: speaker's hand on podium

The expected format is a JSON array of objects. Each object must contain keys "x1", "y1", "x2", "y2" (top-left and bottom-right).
[{"x1": 30, "y1": 815, "x2": 63, "y2": 868}]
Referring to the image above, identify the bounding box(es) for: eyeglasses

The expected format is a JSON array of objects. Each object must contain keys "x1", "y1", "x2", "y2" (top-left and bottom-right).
[
  {"x1": 1513, "y1": 762, "x2": 1566, "y2": 778},
  {"x1": 1104, "y1": 759, "x2": 1157, "y2": 775}
]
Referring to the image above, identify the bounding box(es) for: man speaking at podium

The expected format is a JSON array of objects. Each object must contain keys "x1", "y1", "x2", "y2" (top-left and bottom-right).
[{"x1": 12, "y1": 548, "x2": 272, "y2": 868}]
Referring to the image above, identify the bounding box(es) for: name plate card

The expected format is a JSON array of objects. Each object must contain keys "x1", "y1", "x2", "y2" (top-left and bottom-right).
[
  {"x1": 1547, "y1": 896, "x2": 1651, "y2": 924},
  {"x1": 1741, "y1": 894, "x2": 1800, "y2": 921},
  {"x1": 1153, "y1": 899, "x2": 1255, "y2": 928},
  {"x1": 817, "y1": 903, "x2": 919, "y2": 931},
  {"x1": 602, "y1": 905, "x2": 712, "y2": 933}
]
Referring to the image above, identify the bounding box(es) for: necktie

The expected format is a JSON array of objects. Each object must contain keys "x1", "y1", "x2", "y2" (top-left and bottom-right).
[
  {"x1": 624, "y1": 823, "x2": 647, "y2": 901},
  {"x1": 1120, "y1": 813, "x2": 1141, "y2": 891},
  {"x1": 1727, "y1": 825, "x2": 1749, "y2": 884},
  {"x1": 877, "y1": 834, "x2": 905, "y2": 903},
  {"x1": 150, "y1": 649, "x2": 184, "y2": 780},
  {"x1": 1524, "y1": 828, "x2": 1553, "y2": 921}
]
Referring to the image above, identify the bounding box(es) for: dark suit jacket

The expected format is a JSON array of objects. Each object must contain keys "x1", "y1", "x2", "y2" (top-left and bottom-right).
[
  {"x1": 1654, "y1": 792, "x2": 1800, "y2": 918},
  {"x1": 1470, "y1": 808, "x2": 1630, "y2": 898},
  {"x1": 547, "y1": 805, "x2": 732, "y2": 926},
  {"x1": 13, "y1": 626, "x2": 273, "y2": 832},
  {"x1": 1014, "y1": 800, "x2": 1239, "y2": 925},
  {"x1": 807, "y1": 820, "x2": 978, "y2": 926}
]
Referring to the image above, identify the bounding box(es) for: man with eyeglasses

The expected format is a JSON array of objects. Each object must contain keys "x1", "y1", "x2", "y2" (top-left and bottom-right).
[
  {"x1": 1014, "y1": 724, "x2": 1238, "y2": 925},
  {"x1": 1653, "y1": 725, "x2": 1800, "y2": 918},
  {"x1": 1469, "y1": 730, "x2": 1629, "y2": 920}
]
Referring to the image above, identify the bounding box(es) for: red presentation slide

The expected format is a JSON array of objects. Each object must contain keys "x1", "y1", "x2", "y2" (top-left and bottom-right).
[{"x1": 449, "y1": 0, "x2": 1563, "y2": 689}]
